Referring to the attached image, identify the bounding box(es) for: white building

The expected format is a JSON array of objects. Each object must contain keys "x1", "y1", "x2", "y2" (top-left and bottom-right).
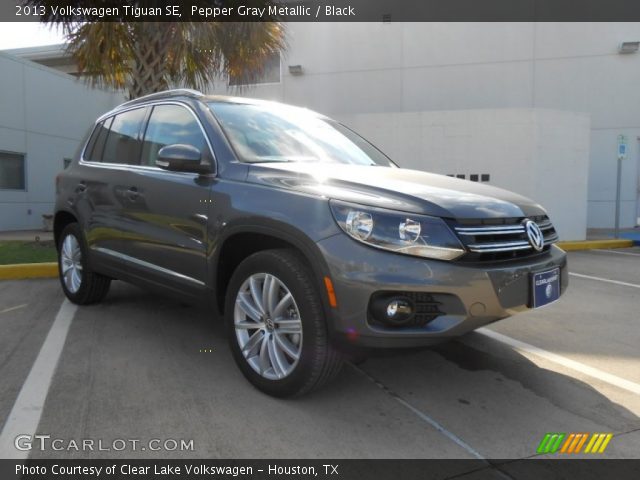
[
  {"x1": 211, "y1": 22, "x2": 640, "y2": 237},
  {"x1": 2, "y1": 22, "x2": 640, "y2": 239},
  {"x1": 0, "y1": 51, "x2": 121, "y2": 230}
]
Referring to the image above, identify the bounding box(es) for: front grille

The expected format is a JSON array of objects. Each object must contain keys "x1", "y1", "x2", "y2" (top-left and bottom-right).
[{"x1": 451, "y1": 215, "x2": 559, "y2": 262}]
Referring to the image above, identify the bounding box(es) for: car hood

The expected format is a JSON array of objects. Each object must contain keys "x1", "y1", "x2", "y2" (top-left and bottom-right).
[{"x1": 246, "y1": 163, "x2": 546, "y2": 219}]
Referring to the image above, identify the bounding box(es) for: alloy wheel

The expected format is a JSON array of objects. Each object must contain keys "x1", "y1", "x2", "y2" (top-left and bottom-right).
[
  {"x1": 234, "y1": 273, "x2": 303, "y2": 380},
  {"x1": 60, "y1": 234, "x2": 83, "y2": 293}
]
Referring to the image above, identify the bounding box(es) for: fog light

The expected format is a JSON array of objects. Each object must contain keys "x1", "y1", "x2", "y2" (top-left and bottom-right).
[
  {"x1": 386, "y1": 301, "x2": 399, "y2": 317},
  {"x1": 386, "y1": 300, "x2": 411, "y2": 318},
  {"x1": 370, "y1": 295, "x2": 414, "y2": 327}
]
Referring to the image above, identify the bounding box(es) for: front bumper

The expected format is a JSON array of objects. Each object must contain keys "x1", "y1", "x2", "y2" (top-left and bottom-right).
[{"x1": 316, "y1": 234, "x2": 568, "y2": 348}]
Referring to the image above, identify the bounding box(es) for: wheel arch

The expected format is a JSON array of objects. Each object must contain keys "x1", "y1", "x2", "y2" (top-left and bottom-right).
[
  {"x1": 54, "y1": 210, "x2": 78, "y2": 248},
  {"x1": 212, "y1": 223, "x2": 336, "y2": 322}
]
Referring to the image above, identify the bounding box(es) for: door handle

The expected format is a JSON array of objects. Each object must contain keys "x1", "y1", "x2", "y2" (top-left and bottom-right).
[
  {"x1": 126, "y1": 187, "x2": 140, "y2": 201},
  {"x1": 75, "y1": 182, "x2": 87, "y2": 193}
]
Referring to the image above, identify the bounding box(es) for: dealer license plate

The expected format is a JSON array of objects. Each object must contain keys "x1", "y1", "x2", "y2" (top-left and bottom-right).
[{"x1": 531, "y1": 268, "x2": 560, "y2": 308}]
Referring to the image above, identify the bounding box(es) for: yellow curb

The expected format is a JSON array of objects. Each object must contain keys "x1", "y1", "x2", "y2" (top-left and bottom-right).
[
  {"x1": 0, "y1": 262, "x2": 59, "y2": 280},
  {"x1": 557, "y1": 239, "x2": 634, "y2": 251}
]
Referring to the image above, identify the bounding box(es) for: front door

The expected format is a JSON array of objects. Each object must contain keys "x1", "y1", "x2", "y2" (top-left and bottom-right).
[{"x1": 121, "y1": 103, "x2": 215, "y2": 291}]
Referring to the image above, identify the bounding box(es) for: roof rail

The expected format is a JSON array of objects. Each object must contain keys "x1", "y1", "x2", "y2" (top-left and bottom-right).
[{"x1": 119, "y1": 88, "x2": 204, "y2": 108}]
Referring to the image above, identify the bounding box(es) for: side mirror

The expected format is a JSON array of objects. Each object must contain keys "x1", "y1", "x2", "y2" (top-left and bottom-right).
[{"x1": 156, "y1": 144, "x2": 209, "y2": 173}]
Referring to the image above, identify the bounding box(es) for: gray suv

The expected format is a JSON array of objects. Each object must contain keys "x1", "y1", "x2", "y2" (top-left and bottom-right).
[{"x1": 55, "y1": 89, "x2": 568, "y2": 396}]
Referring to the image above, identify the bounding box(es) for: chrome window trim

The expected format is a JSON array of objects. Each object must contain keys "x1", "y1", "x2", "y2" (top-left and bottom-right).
[
  {"x1": 79, "y1": 101, "x2": 217, "y2": 176},
  {"x1": 91, "y1": 247, "x2": 205, "y2": 287}
]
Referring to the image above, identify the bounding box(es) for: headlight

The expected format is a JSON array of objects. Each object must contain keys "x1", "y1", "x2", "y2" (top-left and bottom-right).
[{"x1": 330, "y1": 200, "x2": 465, "y2": 261}]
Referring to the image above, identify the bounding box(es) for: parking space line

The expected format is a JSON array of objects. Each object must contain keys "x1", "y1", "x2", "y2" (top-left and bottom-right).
[
  {"x1": 569, "y1": 272, "x2": 640, "y2": 289},
  {"x1": 350, "y1": 364, "x2": 486, "y2": 460},
  {"x1": 0, "y1": 304, "x2": 28, "y2": 315},
  {"x1": 0, "y1": 299, "x2": 77, "y2": 460},
  {"x1": 592, "y1": 249, "x2": 640, "y2": 257},
  {"x1": 478, "y1": 328, "x2": 640, "y2": 396}
]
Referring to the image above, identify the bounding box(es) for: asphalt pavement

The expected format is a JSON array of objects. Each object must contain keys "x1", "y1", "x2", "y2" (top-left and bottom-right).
[{"x1": 0, "y1": 248, "x2": 638, "y2": 467}]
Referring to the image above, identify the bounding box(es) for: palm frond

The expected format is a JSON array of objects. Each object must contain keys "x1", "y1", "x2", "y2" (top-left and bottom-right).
[{"x1": 23, "y1": 1, "x2": 287, "y2": 98}]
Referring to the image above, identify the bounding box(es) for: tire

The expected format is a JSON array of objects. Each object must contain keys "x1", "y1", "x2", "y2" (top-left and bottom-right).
[
  {"x1": 225, "y1": 249, "x2": 343, "y2": 397},
  {"x1": 57, "y1": 223, "x2": 111, "y2": 305}
]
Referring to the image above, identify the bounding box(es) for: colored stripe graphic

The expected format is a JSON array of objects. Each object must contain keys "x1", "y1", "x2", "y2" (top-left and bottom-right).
[
  {"x1": 537, "y1": 433, "x2": 566, "y2": 453},
  {"x1": 573, "y1": 433, "x2": 589, "y2": 453},
  {"x1": 560, "y1": 433, "x2": 589, "y2": 454},
  {"x1": 560, "y1": 433, "x2": 575, "y2": 453},
  {"x1": 539, "y1": 432, "x2": 613, "y2": 454},
  {"x1": 585, "y1": 433, "x2": 614, "y2": 454},
  {"x1": 598, "y1": 434, "x2": 613, "y2": 453}
]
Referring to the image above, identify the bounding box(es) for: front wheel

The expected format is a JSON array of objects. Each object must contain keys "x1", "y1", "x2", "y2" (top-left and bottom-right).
[
  {"x1": 57, "y1": 223, "x2": 111, "y2": 305},
  {"x1": 225, "y1": 249, "x2": 343, "y2": 397}
]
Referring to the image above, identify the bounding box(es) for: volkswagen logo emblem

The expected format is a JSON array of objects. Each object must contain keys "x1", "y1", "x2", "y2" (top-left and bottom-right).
[
  {"x1": 524, "y1": 220, "x2": 544, "y2": 252},
  {"x1": 265, "y1": 318, "x2": 275, "y2": 332}
]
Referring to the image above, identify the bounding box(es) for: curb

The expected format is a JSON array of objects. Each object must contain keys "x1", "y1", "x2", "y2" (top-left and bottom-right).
[
  {"x1": 619, "y1": 235, "x2": 640, "y2": 247},
  {"x1": 0, "y1": 262, "x2": 58, "y2": 280},
  {"x1": 557, "y1": 239, "x2": 634, "y2": 251}
]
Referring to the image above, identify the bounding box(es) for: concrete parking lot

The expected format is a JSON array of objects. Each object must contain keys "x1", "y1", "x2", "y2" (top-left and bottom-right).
[{"x1": 0, "y1": 249, "x2": 639, "y2": 463}]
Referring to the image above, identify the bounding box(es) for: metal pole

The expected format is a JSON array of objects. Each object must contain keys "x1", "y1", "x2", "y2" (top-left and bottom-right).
[{"x1": 614, "y1": 157, "x2": 622, "y2": 239}]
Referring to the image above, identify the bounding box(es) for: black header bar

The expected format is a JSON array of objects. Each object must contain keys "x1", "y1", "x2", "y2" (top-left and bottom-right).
[
  {"x1": 2, "y1": 459, "x2": 640, "y2": 480},
  {"x1": 4, "y1": 0, "x2": 640, "y2": 22}
]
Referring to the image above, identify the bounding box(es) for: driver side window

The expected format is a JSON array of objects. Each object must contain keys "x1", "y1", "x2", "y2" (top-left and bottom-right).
[{"x1": 141, "y1": 104, "x2": 209, "y2": 167}]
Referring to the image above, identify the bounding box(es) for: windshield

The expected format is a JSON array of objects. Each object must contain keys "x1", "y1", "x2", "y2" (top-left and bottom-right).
[{"x1": 209, "y1": 102, "x2": 396, "y2": 167}]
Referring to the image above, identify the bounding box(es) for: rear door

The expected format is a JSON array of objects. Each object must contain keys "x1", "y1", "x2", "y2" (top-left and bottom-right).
[
  {"x1": 76, "y1": 107, "x2": 148, "y2": 264},
  {"x1": 120, "y1": 102, "x2": 214, "y2": 291}
]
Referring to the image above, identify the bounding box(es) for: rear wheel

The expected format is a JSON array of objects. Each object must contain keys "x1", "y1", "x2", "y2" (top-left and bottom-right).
[
  {"x1": 225, "y1": 249, "x2": 343, "y2": 397},
  {"x1": 57, "y1": 223, "x2": 111, "y2": 304}
]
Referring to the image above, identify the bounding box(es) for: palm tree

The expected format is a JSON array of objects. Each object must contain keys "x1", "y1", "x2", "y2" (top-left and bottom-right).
[{"x1": 25, "y1": 1, "x2": 286, "y2": 99}]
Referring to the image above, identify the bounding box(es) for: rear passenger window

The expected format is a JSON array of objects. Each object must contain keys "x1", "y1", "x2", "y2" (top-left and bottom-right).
[
  {"x1": 141, "y1": 105, "x2": 209, "y2": 167},
  {"x1": 84, "y1": 118, "x2": 112, "y2": 163},
  {"x1": 101, "y1": 108, "x2": 147, "y2": 165}
]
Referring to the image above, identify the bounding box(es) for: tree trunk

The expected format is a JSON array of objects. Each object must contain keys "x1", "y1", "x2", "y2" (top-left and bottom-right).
[{"x1": 129, "y1": 23, "x2": 172, "y2": 99}]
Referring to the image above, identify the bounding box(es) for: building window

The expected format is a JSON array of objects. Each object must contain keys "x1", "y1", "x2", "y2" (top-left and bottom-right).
[
  {"x1": 229, "y1": 52, "x2": 281, "y2": 86},
  {"x1": 447, "y1": 173, "x2": 491, "y2": 182},
  {"x1": 0, "y1": 151, "x2": 26, "y2": 190}
]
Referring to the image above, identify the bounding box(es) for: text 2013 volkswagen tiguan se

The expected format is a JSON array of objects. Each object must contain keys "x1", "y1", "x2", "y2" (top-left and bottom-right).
[{"x1": 55, "y1": 89, "x2": 567, "y2": 397}]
